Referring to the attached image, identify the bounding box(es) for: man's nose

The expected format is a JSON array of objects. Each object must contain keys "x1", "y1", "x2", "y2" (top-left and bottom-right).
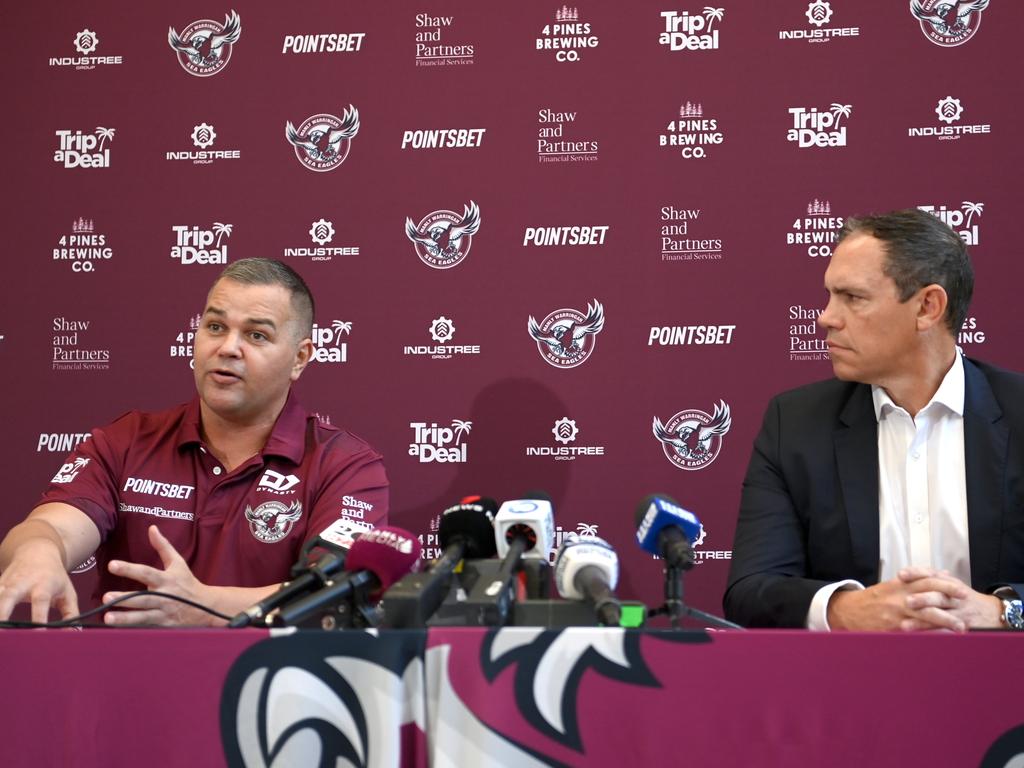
[
  {"x1": 217, "y1": 330, "x2": 243, "y2": 356},
  {"x1": 817, "y1": 298, "x2": 837, "y2": 329}
]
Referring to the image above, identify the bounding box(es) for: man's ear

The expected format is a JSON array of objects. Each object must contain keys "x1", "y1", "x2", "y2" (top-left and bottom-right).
[
  {"x1": 916, "y1": 284, "x2": 949, "y2": 332},
  {"x1": 291, "y1": 338, "x2": 314, "y2": 381}
]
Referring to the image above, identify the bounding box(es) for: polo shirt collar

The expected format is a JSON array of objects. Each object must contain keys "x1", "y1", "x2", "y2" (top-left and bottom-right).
[
  {"x1": 871, "y1": 347, "x2": 965, "y2": 421},
  {"x1": 177, "y1": 391, "x2": 307, "y2": 465}
]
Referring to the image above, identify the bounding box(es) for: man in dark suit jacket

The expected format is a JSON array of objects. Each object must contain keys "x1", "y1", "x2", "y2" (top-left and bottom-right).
[{"x1": 724, "y1": 209, "x2": 1024, "y2": 631}]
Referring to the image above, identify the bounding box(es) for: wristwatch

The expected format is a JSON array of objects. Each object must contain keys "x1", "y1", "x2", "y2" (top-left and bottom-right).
[{"x1": 1001, "y1": 598, "x2": 1024, "y2": 630}]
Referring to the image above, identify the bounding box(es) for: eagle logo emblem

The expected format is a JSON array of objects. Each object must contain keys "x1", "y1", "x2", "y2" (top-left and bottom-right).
[
  {"x1": 244, "y1": 500, "x2": 303, "y2": 543},
  {"x1": 528, "y1": 299, "x2": 604, "y2": 368},
  {"x1": 909, "y1": 0, "x2": 988, "y2": 47},
  {"x1": 405, "y1": 201, "x2": 481, "y2": 269},
  {"x1": 286, "y1": 106, "x2": 360, "y2": 172},
  {"x1": 653, "y1": 400, "x2": 732, "y2": 470},
  {"x1": 168, "y1": 10, "x2": 241, "y2": 77}
]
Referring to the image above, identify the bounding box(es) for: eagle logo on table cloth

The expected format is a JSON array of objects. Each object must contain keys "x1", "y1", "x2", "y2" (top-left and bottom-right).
[
  {"x1": 244, "y1": 500, "x2": 302, "y2": 543},
  {"x1": 653, "y1": 400, "x2": 732, "y2": 470},
  {"x1": 168, "y1": 10, "x2": 241, "y2": 77},
  {"x1": 285, "y1": 106, "x2": 360, "y2": 172},
  {"x1": 528, "y1": 299, "x2": 604, "y2": 369},
  {"x1": 405, "y1": 201, "x2": 481, "y2": 269}
]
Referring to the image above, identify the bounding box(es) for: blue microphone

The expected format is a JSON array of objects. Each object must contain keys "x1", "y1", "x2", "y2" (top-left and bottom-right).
[{"x1": 634, "y1": 495, "x2": 703, "y2": 569}]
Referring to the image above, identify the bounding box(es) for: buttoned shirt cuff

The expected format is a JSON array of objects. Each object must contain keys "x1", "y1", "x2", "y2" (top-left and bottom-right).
[{"x1": 806, "y1": 580, "x2": 864, "y2": 631}]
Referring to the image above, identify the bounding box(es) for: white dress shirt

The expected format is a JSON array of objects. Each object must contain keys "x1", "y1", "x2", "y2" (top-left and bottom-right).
[{"x1": 807, "y1": 351, "x2": 969, "y2": 630}]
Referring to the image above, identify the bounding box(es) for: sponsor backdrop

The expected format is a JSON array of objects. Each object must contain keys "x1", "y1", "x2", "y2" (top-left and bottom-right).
[{"x1": 3, "y1": 1, "x2": 1020, "y2": 620}]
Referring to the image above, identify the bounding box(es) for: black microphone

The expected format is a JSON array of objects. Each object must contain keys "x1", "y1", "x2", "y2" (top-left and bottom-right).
[
  {"x1": 228, "y1": 532, "x2": 354, "y2": 628},
  {"x1": 379, "y1": 496, "x2": 497, "y2": 628},
  {"x1": 273, "y1": 526, "x2": 422, "y2": 627}
]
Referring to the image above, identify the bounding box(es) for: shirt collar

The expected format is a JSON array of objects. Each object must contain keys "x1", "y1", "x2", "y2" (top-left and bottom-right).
[
  {"x1": 177, "y1": 391, "x2": 307, "y2": 465},
  {"x1": 872, "y1": 348, "x2": 965, "y2": 421}
]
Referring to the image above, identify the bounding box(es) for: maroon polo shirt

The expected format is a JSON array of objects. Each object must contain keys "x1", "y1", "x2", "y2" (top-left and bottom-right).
[{"x1": 39, "y1": 393, "x2": 388, "y2": 604}]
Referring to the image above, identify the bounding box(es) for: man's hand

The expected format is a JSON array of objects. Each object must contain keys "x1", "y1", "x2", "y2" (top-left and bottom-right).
[
  {"x1": 897, "y1": 567, "x2": 1002, "y2": 632},
  {"x1": 102, "y1": 525, "x2": 220, "y2": 627},
  {"x1": 828, "y1": 568, "x2": 1002, "y2": 632},
  {"x1": 0, "y1": 537, "x2": 79, "y2": 624}
]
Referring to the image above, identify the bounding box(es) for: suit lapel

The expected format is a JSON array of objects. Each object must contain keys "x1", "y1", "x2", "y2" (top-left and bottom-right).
[
  {"x1": 834, "y1": 385, "x2": 880, "y2": 584},
  {"x1": 963, "y1": 360, "x2": 1007, "y2": 589}
]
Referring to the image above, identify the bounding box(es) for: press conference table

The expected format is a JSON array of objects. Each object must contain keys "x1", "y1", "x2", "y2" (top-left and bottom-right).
[{"x1": 2, "y1": 627, "x2": 1021, "y2": 767}]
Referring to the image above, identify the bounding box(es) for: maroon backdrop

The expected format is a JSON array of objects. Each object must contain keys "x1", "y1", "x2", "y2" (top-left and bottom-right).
[{"x1": 3, "y1": 1, "x2": 1021, "y2": 620}]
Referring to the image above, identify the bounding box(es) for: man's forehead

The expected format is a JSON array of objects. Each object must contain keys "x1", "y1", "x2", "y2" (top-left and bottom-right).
[
  {"x1": 825, "y1": 233, "x2": 887, "y2": 285},
  {"x1": 204, "y1": 279, "x2": 294, "y2": 320}
]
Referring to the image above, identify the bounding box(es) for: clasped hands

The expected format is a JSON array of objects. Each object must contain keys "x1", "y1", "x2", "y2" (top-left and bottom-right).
[{"x1": 828, "y1": 566, "x2": 1003, "y2": 632}]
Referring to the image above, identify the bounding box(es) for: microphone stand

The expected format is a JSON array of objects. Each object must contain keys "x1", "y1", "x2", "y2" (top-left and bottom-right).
[{"x1": 649, "y1": 544, "x2": 743, "y2": 630}]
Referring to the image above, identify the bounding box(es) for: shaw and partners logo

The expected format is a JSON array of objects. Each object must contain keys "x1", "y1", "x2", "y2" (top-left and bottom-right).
[
  {"x1": 414, "y1": 13, "x2": 475, "y2": 66},
  {"x1": 409, "y1": 420, "x2": 472, "y2": 463},
  {"x1": 52, "y1": 317, "x2": 110, "y2": 371},
  {"x1": 537, "y1": 108, "x2": 599, "y2": 163},
  {"x1": 49, "y1": 28, "x2": 124, "y2": 69},
  {"x1": 910, "y1": 0, "x2": 988, "y2": 47},
  {"x1": 789, "y1": 304, "x2": 828, "y2": 360},
  {"x1": 787, "y1": 103, "x2": 851, "y2": 148},
  {"x1": 659, "y1": 205, "x2": 723, "y2": 262},
  {"x1": 286, "y1": 105, "x2": 360, "y2": 172},
  {"x1": 528, "y1": 299, "x2": 604, "y2": 368},
  {"x1": 54, "y1": 128, "x2": 114, "y2": 169},
  {"x1": 168, "y1": 10, "x2": 241, "y2": 76},
  {"x1": 170, "y1": 223, "x2": 232, "y2": 265},
  {"x1": 405, "y1": 201, "x2": 481, "y2": 269},
  {"x1": 653, "y1": 400, "x2": 731, "y2": 470},
  {"x1": 659, "y1": 7, "x2": 724, "y2": 50}
]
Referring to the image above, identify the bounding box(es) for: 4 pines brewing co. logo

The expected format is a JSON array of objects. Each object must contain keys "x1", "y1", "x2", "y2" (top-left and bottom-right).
[
  {"x1": 285, "y1": 105, "x2": 360, "y2": 172},
  {"x1": 168, "y1": 10, "x2": 241, "y2": 77},
  {"x1": 405, "y1": 201, "x2": 481, "y2": 269}
]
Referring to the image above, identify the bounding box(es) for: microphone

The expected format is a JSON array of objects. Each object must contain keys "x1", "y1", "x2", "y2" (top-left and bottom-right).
[
  {"x1": 494, "y1": 491, "x2": 555, "y2": 564},
  {"x1": 228, "y1": 524, "x2": 362, "y2": 628},
  {"x1": 635, "y1": 495, "x2": 703, "y2": 570},
  {"x1": 379, "y1": 496, "x2": 498, "y2": 628},
  {"x1": 273, "y1": 526, "x2": 422, "y2": 627},
  {"x1": 555, "y1": 534, "x2": 621, "y2": 626}
]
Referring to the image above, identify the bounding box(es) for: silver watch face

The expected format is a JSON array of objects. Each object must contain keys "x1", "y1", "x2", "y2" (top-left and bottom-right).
[{"x1": 1005, "y1": 600, "x2": 1024, "y2": 630}]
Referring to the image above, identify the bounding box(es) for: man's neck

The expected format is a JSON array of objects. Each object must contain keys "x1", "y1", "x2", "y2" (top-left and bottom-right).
[
  {"x1": 199, "y1": 401, "x2": 283, "y2": 472},
  {"x1": 878, "y1": 342, "x2": 957, "y2": 418}
]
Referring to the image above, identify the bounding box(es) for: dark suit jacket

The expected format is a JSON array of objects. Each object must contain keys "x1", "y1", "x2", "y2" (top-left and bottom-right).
[{"x1": 723, "y1": 357, "x2": 1024, "y2": 628}]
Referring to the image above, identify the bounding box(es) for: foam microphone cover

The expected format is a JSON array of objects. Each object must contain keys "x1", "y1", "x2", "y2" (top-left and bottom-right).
[
  {"x1": 555, "y1": 534, "x2": 620, "y2": 600},
  {"x1": 634, "y1": 495, "x2": 703, "y2": 557},
  {"x1": 439, "y1": 497, "x2": 498, "y2": 558},
  {"x1": 494, "y1": 491, "x2": 555, "y2": 560},
  {"x1": 343, "y1": 525, "x2": 423, "y2": 598}
]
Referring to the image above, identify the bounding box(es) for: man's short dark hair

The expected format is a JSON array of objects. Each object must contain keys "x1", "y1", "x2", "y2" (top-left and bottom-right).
[
  {"x1": 837, "y1": 208, "x2": 973, "y2": 334},
  {"x1": 215, "y1": 258, "x2": 315, "y2": 339}
]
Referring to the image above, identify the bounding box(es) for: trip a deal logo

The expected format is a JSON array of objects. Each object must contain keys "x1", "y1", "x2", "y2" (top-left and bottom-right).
[{"x1": 658, "y1": 7, "x2": 724, "y2": 51}]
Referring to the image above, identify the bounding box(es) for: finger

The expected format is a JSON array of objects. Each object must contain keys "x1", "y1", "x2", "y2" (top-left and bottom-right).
[
  {"x1": 147, "y1": 525, "x2": 184, "y2": 570},
  {"x1": 102, "y1": 592, "x2": 165, "y2": 610},
  {"x1": 902, "y1": 576, "x2": 969, "y2": 599},
  {"x1": 0, "y1": 586, "x2": 17, "y2": 622},
  {"x1": 108, "y1": 559, "x2": 164, "y2": 587},
  {"x1": 898, "y1": 567, "x2": 940, "y2": 583},
  {"x1": 899, "y1": 618, "x2": 955, "y2": 633},
  {"x1": 30, "y1": 591, "x2": 53, "y2": 625},
  {"x1": 104, "y1": 608, "x2": 168, "y2": 627},
  {"x1": 905, "y1": 591, "x2": 961, "y2": 611},
  {"x1": 905, "y1": 605, "x2": 966, "y2": 633},
  {"x1": 56, "y1": 588, "x2": 81, "y2": 622}
]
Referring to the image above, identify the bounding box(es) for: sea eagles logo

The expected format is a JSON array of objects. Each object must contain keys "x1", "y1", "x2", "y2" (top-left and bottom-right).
[
  {"x1": 653, "y1": 400, "x2": 731, "y2": 470},
  {"x1": 910, "y1": 0, "x2": 988, "y2": 47},
  {"x1": 285, "y1": 105, "x2": 360, "y2": 172},
  {"x1": 244, "y1": 500, "x2": 302, "y2": 543},
  {"x1": 405, "y1": 201, "x2": 481, "y2": 269},
  {"x1": 168, "y1": 10, "x2": 241, "y2": 77},
  {"x1": 528, "y1": 299, "x2": 604, "y2": 368}
]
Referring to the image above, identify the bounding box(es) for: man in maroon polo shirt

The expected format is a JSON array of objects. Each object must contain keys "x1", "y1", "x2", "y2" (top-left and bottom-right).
[{"x1": 0, "y1": 258, "x2": 388, "y2": 626}]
